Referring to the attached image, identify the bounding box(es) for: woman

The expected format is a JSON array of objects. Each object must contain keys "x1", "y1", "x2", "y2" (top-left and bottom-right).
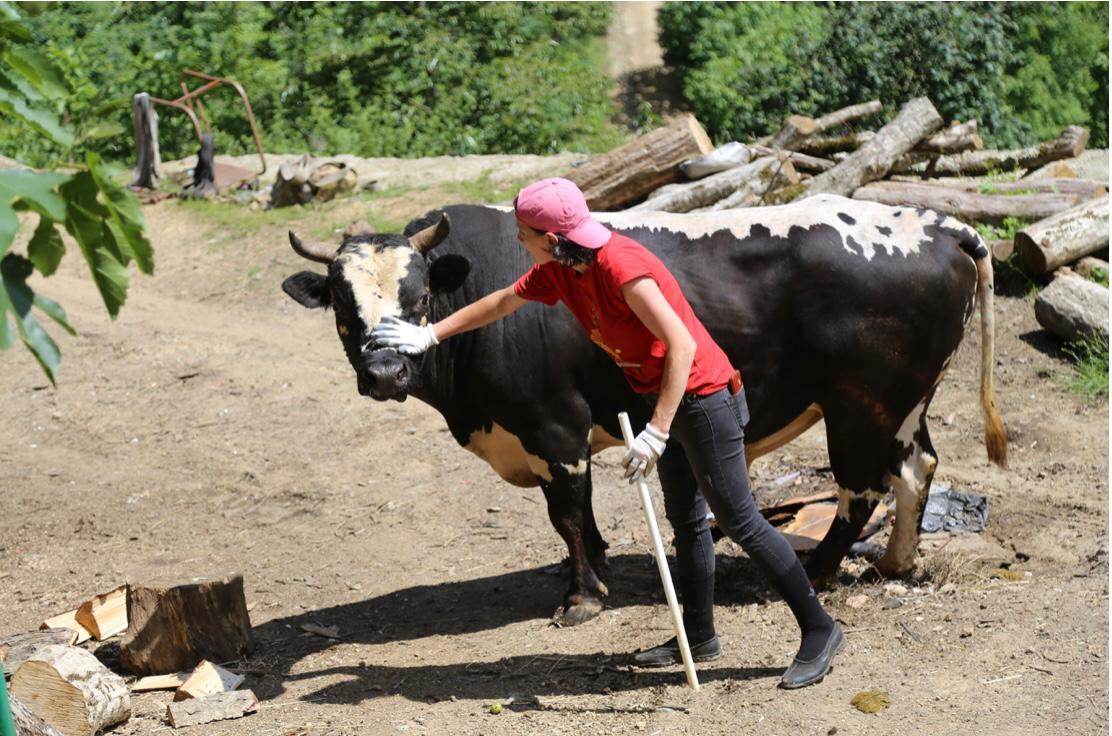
[{"x1": 371, "y1": 178, "x2": 844, "y2": 688}]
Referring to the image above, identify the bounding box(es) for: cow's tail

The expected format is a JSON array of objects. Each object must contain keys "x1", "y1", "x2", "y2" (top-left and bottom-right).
[{"x1": 956, "y1": 227, "x2": 1008, "y2": 468}]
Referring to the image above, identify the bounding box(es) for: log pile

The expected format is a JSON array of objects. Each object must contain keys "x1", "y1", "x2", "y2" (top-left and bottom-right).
[
  {"x1": 586, "y1": 101, "x2": 1107, "y2": 347},
  {"x1": 4, "y1": 574, "x2": 259, "y2": 733}
]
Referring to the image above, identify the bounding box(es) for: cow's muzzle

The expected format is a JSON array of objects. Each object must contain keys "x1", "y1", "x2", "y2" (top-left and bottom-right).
[{"x1": 360, "y1": 348, "x2": 412, "y2": 401}]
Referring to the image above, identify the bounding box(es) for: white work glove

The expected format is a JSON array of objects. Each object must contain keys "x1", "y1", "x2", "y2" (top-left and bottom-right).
[
  {"x1": 370, "y1": 315, "x2": 439, "y2": 356},
  {"x1": 622, "y1": 424, "x2": 669, "y2": 484}
]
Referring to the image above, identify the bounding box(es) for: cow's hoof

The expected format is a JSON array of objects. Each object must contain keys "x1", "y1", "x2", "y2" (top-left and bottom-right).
[
  {"x1": 874, "y1": 555, "x2": 914, "y2": 579},
  {"x1": 553, "y1": 599, "x2": 604, "y2": 627}
]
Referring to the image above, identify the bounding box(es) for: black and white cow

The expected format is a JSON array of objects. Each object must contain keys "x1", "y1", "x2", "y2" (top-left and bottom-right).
[{"x1": 282, "y1": 194, "x2": 1007, "y2": 625}]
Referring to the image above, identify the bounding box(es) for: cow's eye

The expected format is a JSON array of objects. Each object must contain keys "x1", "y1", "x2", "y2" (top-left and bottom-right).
[{"x1": 417, "y1": 293, "x2": 431, "y2": 309}]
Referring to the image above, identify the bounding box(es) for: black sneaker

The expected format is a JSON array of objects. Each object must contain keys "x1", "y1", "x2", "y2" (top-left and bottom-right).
[
  {"x1": 779, "y1": 623, "x2": 845, "y2": 689},
  {"x1": 632, "y1": 635, "x2": 721, "y2": 667}
]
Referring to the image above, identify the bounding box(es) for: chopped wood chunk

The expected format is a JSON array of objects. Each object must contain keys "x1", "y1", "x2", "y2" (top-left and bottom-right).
[
  {"x1": 174, "y1": 660, "x2": 245, "y2": 701},
  {"x1": 39, "y1": 610, "x2": 92, "y2": 646},
  {"x1": 75, "y1": 584, "x2": 128, "y2": 641},
  {"x1": 131, "y1": 672, "x2": 190, "y2": 692},
  {"x1": 167, "y1": 690, "x2": 258, "y2": 728}
]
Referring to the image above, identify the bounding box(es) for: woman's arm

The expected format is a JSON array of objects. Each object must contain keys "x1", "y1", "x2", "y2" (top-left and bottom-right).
[
  {"x1": 432, "y1": 285, "x2": 526, "y2": 341},
  {"x1": 620, "y1": 276, "x2": 696, "y2": 434}
]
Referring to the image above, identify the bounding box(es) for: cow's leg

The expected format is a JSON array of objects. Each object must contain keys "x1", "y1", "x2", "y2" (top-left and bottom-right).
[
  {"x1": 581, "y1": 460, "x2": 610, "y2": 573},
  {"x1": 805, "y1": 490, "x2": 880, "y2": 587},
  {"x1": 541, "y1": 463, "x2": 608, "y2": 625},
  {"x1": 876, "y1": 402, "x2": 938, "y2": 577}
]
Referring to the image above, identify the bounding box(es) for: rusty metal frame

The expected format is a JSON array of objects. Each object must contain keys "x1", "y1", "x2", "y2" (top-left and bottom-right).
[{"x1": 148, "y1": 69, "x2": 266, "y2": 176}]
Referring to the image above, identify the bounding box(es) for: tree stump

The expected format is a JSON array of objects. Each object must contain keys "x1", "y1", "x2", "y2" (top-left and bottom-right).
[
  {"x1": 1015, "y1": 196, "x2": 1109, "y2": 275},
  {"x1": 119, "y1": 573, "x2": 254, "y2": 676},
  {"x1": 10, "y1": 644, "x2": 130, "y2": 736},
  {"x1": 1034, "y1": 274, "x2": 1109, "y2": 343},
  {"x1": 564, "y1": 114, "x2": 713, "y2": 210}
]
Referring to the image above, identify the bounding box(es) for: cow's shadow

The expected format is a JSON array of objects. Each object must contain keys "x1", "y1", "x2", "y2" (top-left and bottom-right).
[{"x1": 246, "y1": 552, "x2": 784, "y2": 704}]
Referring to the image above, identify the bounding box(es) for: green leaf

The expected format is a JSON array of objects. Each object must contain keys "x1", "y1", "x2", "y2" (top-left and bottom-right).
[
  {"x1": 87, "y1": 152, "x2": 153, "y2": 274},
  {"x1": 0, "y1": 168, "x2": 68, "y2": 256},
  {"x1": 3, "y1": 46, "x2": 69, "y2": 100},
  {"x1": 76, "y1": 121, "x2": 127, "y2": 143},
  {"x1": 32, "y1": 288, "x2": 74, "y2": 336},
  {"x1": 0, "y1": 2, "x2": 30, "y2": 44},
  {"x1": 0, "y1": 87, "x2": 74, "y2": 147},
  {"x1": 60, "y1": 171, "x2": 129, "y2": 318},
  {"x1": 27, "y1": 215, "x2": 64, "y2": 275},
  {"x1": 0, "y1": 252, "x2": 62, "y2": 383}
]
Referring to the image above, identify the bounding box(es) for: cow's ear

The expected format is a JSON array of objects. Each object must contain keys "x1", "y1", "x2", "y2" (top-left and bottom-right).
[
  {"x1": 282, "y1": 271, "x2": 331, "y2": 309},
  {"x1": 428, "y1": 254, "x2": 471, "y2": 294}
]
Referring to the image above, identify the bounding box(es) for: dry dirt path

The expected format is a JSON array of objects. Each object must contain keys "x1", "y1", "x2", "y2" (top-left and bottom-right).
[{"x1": 0, "y1": 194, "x2": 1107, "y2": 735}]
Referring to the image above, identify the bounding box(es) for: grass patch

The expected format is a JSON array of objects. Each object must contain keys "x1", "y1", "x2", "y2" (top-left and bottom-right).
[
  {"x1": 974, "y1": 215, "x2": 1033, "y2": 242},
  {"x1": 977, "y1": 183, "x2": 1043, "y2": 196},
  {"x1": 1086, "y1": 266, "x2": 1109, "y2": 288},
  {"x1": 176, "y1": 198, "x2": 314, "y2": 240},
  {"x1": 1059, "y1": 334, "x2": 1109, "y2": 400}
]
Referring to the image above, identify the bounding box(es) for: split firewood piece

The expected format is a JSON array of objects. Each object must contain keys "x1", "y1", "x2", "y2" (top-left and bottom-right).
[
  {"x1": 166, "y1": 690, "x2": 258, "y2": 728},
  {"x1": 630, "y1": 157, "x2": 779, "y2": 213},
  {"x1": 1, "y1": 629, "x2": 75, "y2": 676},
  {"x1": 39, "y1": 610, "x2": 91, "y2": 646},
  {"x1": 564, "y1": 113, "x2": 713, "y2": 211},
  {"x1": 9, "y1": 692, "x2": 65, "y2": 736},
  {"x1": 10, "y1": 644, "x2": 131, "y2": 736},
  {"x1": 1034, "y1": 273, "x2": 1109, "y2": 343},
  {"x1": 852, "y1": 181, "x2": 1083, "y2": 226},
  {"x1": 890, "y1": 125, "x2": 1090, "y2": 177},
  {"x1": 780, "y1": 503, "x2": 889, "y2": 552},
  {"x1": 797, "y1": 97, "x2": 942, "y2": 200},
  {"x1": 75, "y1": 585, "x2": 128, "y2": 641},
  {"x1": 120, "y1": 573, "x2": 254, "y2": 676},
  {"x1": 758, "y1": 490, "x2": 839, "y2": 521},
  {"x1": 131, "y1": 672, "x2": 190, "y2": 692},
  {"x1": 173, "y1": 660, "x2": 245, "y2": 701},
  {"x1": 1015, "y1": 195, "x2": 1109, "y2": 276}
]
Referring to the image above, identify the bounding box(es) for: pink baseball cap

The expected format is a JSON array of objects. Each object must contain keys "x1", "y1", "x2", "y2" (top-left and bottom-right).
[{"x1": 515, "y1": 178, "x2": 612, "y2": 249}]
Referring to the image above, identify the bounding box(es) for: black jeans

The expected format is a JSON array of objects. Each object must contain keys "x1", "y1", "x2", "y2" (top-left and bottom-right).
[{"x1": 651, "y1": 388, "x2": 830, "y2": 644}]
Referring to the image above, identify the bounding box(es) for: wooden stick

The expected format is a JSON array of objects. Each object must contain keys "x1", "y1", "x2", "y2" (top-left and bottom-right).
[{"x1": 617, "y1": 413, "x2": 699, "y2": 692}]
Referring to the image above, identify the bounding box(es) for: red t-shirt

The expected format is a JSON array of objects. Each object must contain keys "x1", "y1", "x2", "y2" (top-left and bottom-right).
[{"x1": 513, "y1": 232, "x2": 733, "y2": 395}]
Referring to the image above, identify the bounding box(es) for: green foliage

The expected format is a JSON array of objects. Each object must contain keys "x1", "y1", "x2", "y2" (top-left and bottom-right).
[
  {"x1": 0, "y1": 3, "x2": 151, "y2": 383},
  {"x1": 1060, "y1": 334, "x2": 1109, "y2": 399},
  {"x1": 974, "y1": 216, "x2": 1032, "y2": 242},
  {"x1": 6, "y1": 2, "x2": 623, "y2": 167},
  {"x1": 659, "y1": 2, "x2": 1108, "y2": 148},
  {"x1": 1086, "y1": 266, "x2": 1108, "y2": 288}
]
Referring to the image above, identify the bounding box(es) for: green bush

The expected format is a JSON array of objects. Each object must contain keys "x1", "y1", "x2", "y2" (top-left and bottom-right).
[
  {"x1": 659, "y1": 1, "x2": 1109, "y2": 149},
  {"x1": 2, "y1": 2, "x2": 623, "y2": 166}
]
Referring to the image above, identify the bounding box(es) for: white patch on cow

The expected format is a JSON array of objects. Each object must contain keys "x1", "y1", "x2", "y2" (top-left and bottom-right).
[
  {"x1": 561, "y1": 459, "x2": 589, "y2": 475},
  {"x1": 589, "y1": 423, "x2": 624, "y2": 454},
  {"x1": 745, "y1": 403, "x2": 824, "y2": 463},
  {"x1": 465, "y1": 422, "x2": 551, "y2": 487},
  {"x1": 877, "y1": 399, "x2": 937, "y2": 575},
  {"x1": 489, "y1": 196, "x2": 944, "y2": 262},
  {"x1": 835, "y1": 488, "x2": 886, "y2": 522},
  {"x1": 336, "y1": 244, "x2": 413, "y2": 330}
]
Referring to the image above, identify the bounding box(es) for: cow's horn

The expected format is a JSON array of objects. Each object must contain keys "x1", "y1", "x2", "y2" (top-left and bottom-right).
[
  {"x1": 408, "y1": 214, "x2": 451, "y2": 254},
  {"x1": 289, "y1": 231, "x2": 336, "y2": 264}
]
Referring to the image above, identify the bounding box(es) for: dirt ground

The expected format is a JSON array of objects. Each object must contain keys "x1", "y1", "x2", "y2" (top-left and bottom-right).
[{"x1": 1, "y1": 172, "x2": 1108, "y2": 735}]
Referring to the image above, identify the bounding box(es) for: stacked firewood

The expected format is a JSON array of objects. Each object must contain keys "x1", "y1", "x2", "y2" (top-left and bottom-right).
[{"x1": 564, "y1": 100, "x2": 1108, "y2": 344}]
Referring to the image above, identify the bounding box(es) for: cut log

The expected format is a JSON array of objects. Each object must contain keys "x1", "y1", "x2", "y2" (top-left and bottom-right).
[
  {"x1": 813, "y1": 100, "x2": 884, "y2": 132},
  {"x1": 10, "y1": 693, "x2": 65, "y2": 736},
  {"x1": 1, "y1": 629, "x2": 75, "y2": 676},
  {"x1": 1073, "y1": 256, "x2": 1109, "y2": 280},
  {"x1": 1014, "y1": 196, "x2": 1110, "y2": 275},
  {"x1": 852, "y1": 181, "x2": 1083, "y2": 225},
  {"x1": 913, "y1": 120, "x2": 983, "y2": 154},
  {"x1": 748, "y1": 145, "x2": 835, "y2": 172},
  {"x1": 564, "y1": 114, "x2": 713, "y2": 211},
  {"x1": 39, "y1": 612, "x2": 91, "y2": 646},
  {"x1": 796, "y1": 97, "x2": 942, "y2": 201},
  {"x1": 766, "y1": 114, "x2": 819, "y2": 151},
  {"x1": 679, "y1": 141, "x2": 751, "y2": 180},
  {"x1": 10, "y1": 644, "x2": 130, "y2": 736},
  {"x1": 1034, "y1": 275, "x2": 1109, "y2": 343},
  {"x1": 166, "y1": 690, "x2": 258, "y2": 728},
  {"x1": 897, "y1": 177, "x2": 1107, "y2": 199},
  {"x1": 990, "y1": 239, "x2": 1014, "y2": 261},
  {"x1": 798, "y1": 131, "x2": 876, "y2": 156},
  {"x1": 890, "y1": 126, "x2": 1090, "y2": 177},
  {"x1": 173, "y1": 660, "x2": 244, "y2": 701},
  {"x1": 75, "y1": 585, "x2": 127, "y2": 641},
  {"x1": 131, "y1": 672, "x2": 190, "y2": 692},
  {"x1": 630, "y1": 157, "x2": 778, "y2": 213},
  {"x1": 119, "y1": 573, "x2": 254, "y2": 676}
]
